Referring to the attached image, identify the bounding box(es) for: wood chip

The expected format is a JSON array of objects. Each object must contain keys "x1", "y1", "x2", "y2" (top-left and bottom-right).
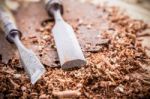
[{"x1": 52, "y1": 90, "x2": 81, "y2": 98}]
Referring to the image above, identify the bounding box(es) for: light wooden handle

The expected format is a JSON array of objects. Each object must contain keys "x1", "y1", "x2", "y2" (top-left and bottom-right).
[{"x1": 0, "y1": 4, "x2": 21, "y2": 43}]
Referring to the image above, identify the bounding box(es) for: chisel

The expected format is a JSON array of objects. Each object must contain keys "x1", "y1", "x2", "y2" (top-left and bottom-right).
[
  {"x1": 44, "y1": 0, "x2": 86, "y2": 70},
  {"x1": 0, "y1": 4, "x2": 45, "y2": 84}
]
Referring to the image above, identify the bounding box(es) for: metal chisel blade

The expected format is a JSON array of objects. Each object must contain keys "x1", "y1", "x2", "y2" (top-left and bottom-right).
[
  {"x1": 14, "y1": 36, "x2": 45, "y2": 84},
  {"x1": 52, "y1": 11, "x2": 86, "y2": 69}
]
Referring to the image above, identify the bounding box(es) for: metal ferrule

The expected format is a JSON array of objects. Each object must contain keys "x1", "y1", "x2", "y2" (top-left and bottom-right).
[{"x1": 45, "y1": 0, "x2": 64, "y2": 18}]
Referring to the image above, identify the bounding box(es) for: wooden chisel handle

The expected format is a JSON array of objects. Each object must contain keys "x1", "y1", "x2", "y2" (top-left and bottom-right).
[
  {"x1": 44, "y1": 0, "x2": 64, "y2": 18},
  {"x1": 0, "y1": 4, "x2": 21, "y2": 43}
]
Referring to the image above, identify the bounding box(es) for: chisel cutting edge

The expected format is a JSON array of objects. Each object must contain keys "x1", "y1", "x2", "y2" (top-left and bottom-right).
[
  {"x1": 0, "y1": 4, "x2": 45, "y2": 84},
  {"x1": 44, "y1": 0, "x2": 86, "y2": 70}
]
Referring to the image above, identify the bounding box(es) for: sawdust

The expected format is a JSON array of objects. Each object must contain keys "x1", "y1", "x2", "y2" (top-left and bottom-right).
[{"x1": 0, "y1": 0, "x2": 150, "y2": 99}]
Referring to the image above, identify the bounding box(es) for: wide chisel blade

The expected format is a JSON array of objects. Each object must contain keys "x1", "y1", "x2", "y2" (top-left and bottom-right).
[
  {"x1": 52, "y1": 11, "x2": 86, "y2": 69},
  {"x1": 44, "y1": 0, "x2": 86, "y2": 69}
]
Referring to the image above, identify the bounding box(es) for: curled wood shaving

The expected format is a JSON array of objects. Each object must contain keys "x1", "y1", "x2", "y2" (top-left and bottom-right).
[
  {"x1": 39, "y1": 94, "x2": 49, "y2": 99},
  {"x1": 9, "y1": 78, "x2": 20, "y2": 89},
  {"x1": 52, "y1": 90, "x2": 81, "y2": 98}
]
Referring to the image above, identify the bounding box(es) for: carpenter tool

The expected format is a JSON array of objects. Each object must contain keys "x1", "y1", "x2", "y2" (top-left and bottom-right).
[
  {"x1": 44, "y1": 0, "x2": 86, "y2": 70},
  {"x1": 0, "y1": 4, "x2": 45, "y2": 84}
]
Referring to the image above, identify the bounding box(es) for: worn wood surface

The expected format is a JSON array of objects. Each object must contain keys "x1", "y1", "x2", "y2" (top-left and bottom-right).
[{"x1": 0, "y1": 0, "x2": 149, "y2": 65}]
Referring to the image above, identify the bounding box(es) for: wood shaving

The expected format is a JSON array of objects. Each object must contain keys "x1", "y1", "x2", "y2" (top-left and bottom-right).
[{"x1": 52, "y1": 90, "x2": 81, "y2": 98}]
